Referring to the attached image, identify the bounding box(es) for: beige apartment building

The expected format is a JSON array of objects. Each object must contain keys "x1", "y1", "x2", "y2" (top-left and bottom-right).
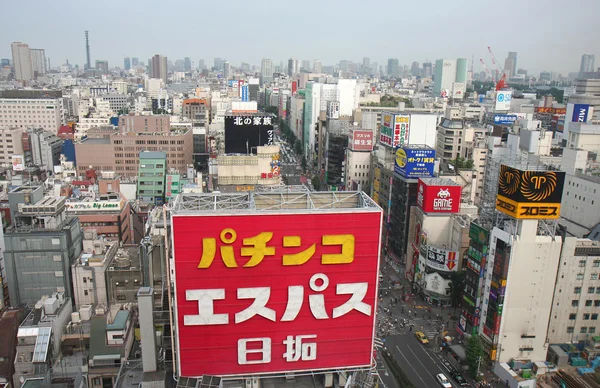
[
  {"x1": 75, "y1": 115, "x2": 192, "y2": 177},
  {"x1": 0, "y1": 127, "x2": 24, "y2": 168},
  {"x1": 0, "y1": 97, "x2": 63, "y2": 133}
]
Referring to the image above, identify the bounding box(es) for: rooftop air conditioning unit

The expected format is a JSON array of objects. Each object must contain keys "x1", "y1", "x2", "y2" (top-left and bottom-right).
[{"x1": 109, "y1": 267, "x2": 114, "y2": 271}]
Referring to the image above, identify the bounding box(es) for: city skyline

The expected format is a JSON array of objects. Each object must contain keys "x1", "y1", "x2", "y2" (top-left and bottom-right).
[{"x1": 1, "y1": 0, "x2": 599, "y2": 75}]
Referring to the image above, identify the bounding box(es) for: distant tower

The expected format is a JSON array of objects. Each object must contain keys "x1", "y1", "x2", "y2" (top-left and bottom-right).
[{"x1": 85, "y1": 31, "x2": 91, "y2": 70}]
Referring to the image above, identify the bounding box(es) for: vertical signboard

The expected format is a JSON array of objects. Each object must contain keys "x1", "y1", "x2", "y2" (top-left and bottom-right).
[
  {"x1": 12, "y1": 155, "x2": 24, "y2": 172},
  {"x1": 172, "y1": 211, "x2": 383, "y2": 376},
  {"x1": 241, "y1": 85, "x2": 249, "y2": 102},
  {"x1": 572, "y1": 104, "x2": 590, "y2": 123},
  {"x1": 393, "y1": 114, "x2": 410, "y2": 147},
  {"x1": 379, "y1": 113, "x2": 394, "y2": 147}
]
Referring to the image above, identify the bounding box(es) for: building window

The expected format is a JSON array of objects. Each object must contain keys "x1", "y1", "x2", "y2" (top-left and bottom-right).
[
  {"x1": 567, "y1": 327, "x2": 574, "y2": 334},
  {"x1": 590, "y1": 287, "x2": 596, "y2": 294},
  {"x1": 581, "y1": 327, "x2": 588, "y2": 334},
  {"x1": 575, "y1": 287, "x2": 582, "y2": 294},
  {"x1": 580, "y1": 260, "x2": 587, "y2": 267},
  {"x1": 596, "y1": 300, "x2": 600, "y2": 307},
  {"x1": 577, "y1": 273, "x2": 584, "y2": 280},
  {"x1": 593, "y1": 314, "x2": 599, "y2": 320},
  {"x1": 84, "y1": 290, "x2": 88, "y2": 296},
  {"x1": 591, "y1": 327, "x2": 597, "y2": 334},
  {"x1": 573, "y1": 300, "x2": 580, "y2": 307},
  {"x1": 594, "y1": 260, "x2": 600, "y2": 267},
  {"x1": 83, "y1": 278, "x2": 87, "y2": 283},
  {"x1": 586, "y1": 300, "x2": 593, "y2": 307},
  {"x1": 593, "y1": 274, "x2": 599, "y2": 280},
  {"x1": 584, "y1": 314, "x2": 590, "y2": 320},
  {"x1": 569, "y1": 313, "x2": 577, "y2": 320}
]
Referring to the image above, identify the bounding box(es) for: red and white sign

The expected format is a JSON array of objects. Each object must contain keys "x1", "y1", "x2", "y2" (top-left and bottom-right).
[
  {"x1": 172, "y1": 211, "x2": 383, "y2": 376},
  {"x1": 349, "y1": 130, "x2": 374, "y2": 152},
  {"x1": 426, "y1": 246, "x2": 459, "y2": 272},
  {"x1": 417, "y1": 179, "x2": 461, "y2": 214}
]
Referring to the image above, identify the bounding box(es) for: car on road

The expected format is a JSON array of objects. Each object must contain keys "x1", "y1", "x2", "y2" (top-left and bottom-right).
[
  {"x1": 450, "y1": 370, "x2": 468, "y2": 386},
  {"x1": 415, "y1": 332, "x2": 429, "y2": 344},
  {"x1": 436, "y1": 373, "x2": 452, "y2": 388}
]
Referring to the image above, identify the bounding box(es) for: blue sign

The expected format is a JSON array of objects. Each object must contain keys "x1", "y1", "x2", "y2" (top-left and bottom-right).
[
  {"x1": 479, "y1": 94, "x2": 485, "y2": 103},
  {"x1": 228, "y1": 80, "x2": 237, "y2": 87},
  {"x1": 493, "y1": 114, "x2": 518, "y2": 125},
  {"x1": 572, "y1": 104, "x2": 590, "y2": 123},
  {"x1": 241, "y1": 85, "x2": 249, "y2": 102},
  {"x1": 394, "y1": 147, "x2": 435, "y2": 178}
]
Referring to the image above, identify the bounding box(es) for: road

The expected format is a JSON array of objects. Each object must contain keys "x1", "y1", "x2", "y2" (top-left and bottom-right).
[{"x1": 275, "y1": 127, "x2": 303, "y2": 186}]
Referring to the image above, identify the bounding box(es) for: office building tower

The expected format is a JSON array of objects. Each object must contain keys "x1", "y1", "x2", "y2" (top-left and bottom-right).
[
  {"x1": 214, "y1": 58, "x2": 225, "y2": 71},
  {"x1": 175, "y1": 59, "x2": 184, "y2": 72},
  {"x1": 507, "y1": 51, "x2": 517, "y2": 76},
  {"x1": 411, "y1": 61, "x2": 420, "y2": 77},
  {"x1": 30, "y1": 49, "x2": 46, "y2": 77},
  {"x1": 387, "y1": 58, "x2": 399, "y2": 77},
  {"x1": 131, "y1": 57, "x2": 139, "y2": 67},
  {"x1": 313, "y1": 60, "x2": 322, "y2": 74},
  {"x1": 433, "y1": 58, "x2": 468, "y2": 97},
  {"x1": 11, "y1": 42, "x2": 33, "y2": 83},
  {"x1": 95, "y1": 60, "x2": 109, "y2": 75},
  {"x1": 362, "y1": 57, "x2": 370, "y2": 71},
  {"x1": 223, "y1": 61, "x2": 231, "y2": 80},
  {"x1": 151, "y1": 54, "x2": 168, "y2": 83},
  {"x1": 580, "y1": 54, "x2": 596, "y2": 74},
  {"x1": 198, "y1": 59, "x2": 205, "y2": 71},
  {"x1": 124, "y1": 57, "x2": 131, "y2": 70},
  {"x1": 84, "y1": 30, "x2": 91, "y2": 70},
  {"x1": 137, "y1": 151, "x2": 167, "y2": 205},
  {"x1": 184, "y1": 57, "x2": 192, "y2": 71},
  {"x1": 260, "y1": 58, "x2": 273, "y2": 86},
  {"x1": 301, "y1": 60, "x2": 311, "y2": 72},
  {"x1": 288, "y1": 57, "x2": 299, "y2": 76},
  {"x1": 422, "y1": 62, "x2": 432, "y2": 78}
]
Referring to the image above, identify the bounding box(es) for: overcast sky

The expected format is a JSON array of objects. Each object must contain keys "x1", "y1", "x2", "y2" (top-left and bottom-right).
[{"x1": 1, "y1": 0, "x2": 598, "y2": 76}]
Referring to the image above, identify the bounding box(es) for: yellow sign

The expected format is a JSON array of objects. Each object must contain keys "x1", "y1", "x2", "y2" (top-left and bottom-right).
[
  {"x1": 395, "y1": 115, "x2": 409, "y2": 123},
  {"x1": 496, "y1": 195, "x2": 561, "y2": 219},
  {"x1": 372, "y1": 192, "x2": 380, "y2": 203},
  {"x1": 395, "y1": 148, "x2": 407, "y2": 168},
  {"x1": 236, "y1": 185, "x2": 255, "y2": 192},
  {"x1": 375, "y1": 166, "x2": 381, "y2": 179},
  {"x1": 373, "y1": 180, "x2": 380, "y2": 192}
]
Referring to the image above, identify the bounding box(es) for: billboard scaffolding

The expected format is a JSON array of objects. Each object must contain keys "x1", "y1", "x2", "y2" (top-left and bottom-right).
[{"x1": 170, "y1": 191, "x2": 382, "y2": 378}]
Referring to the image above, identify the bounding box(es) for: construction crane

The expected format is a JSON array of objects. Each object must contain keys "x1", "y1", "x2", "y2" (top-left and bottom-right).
[
  {"x1": 479, "y1": 58, "x2": 494, "y2": 82},
  {"x1": 487, "y1": 46, "x2": 507, "y2": 90}
]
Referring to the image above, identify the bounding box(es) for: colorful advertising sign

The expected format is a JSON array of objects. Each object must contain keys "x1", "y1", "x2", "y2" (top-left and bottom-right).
[
  {"x1": 379, "y1": 112, "x2": 394, "y2": 147},
  {"x1": 417, "y1": 179, "x2": 462, "y2": 213},
  {"x1": 534, "y1": 107, "x2": 567, "y2": 115},
  {"x1": 241, "y1": 85, "x2": 249, "y2": 102},
  {"x1": 349, "y1": 130, "x2": 374, "y2": 151},
  {"x1": 65, "y1": 200, "x2": 125, "y2": 212},
  {"x1": 172, "y1": 211, "x2": 383, "y2": 376},
  {"x1": 393, "y1": 114, "x2": 410, "y2": 147},
  {"x1": 12, "y1": 154, "x2": 24, "y2": 172},
  {"x1": 572, "y1": 104, "x2": 590, "y2": 123},
  {"x1": 426, "y1": 246, "x2": 459, "y2": 272},
  {"x1": 394, "y1": 146, "x2": 435, "y2": 179},
  {"x1": 496, "y1": 165, "x2": 565, "y2": 219},
  {"x1": 469, "y1": 223, "x2": 490, "y2": 246},
  {"x1": 493, "y1": 114, "x2": 518, "y2": 125},
  {"x1": 495, "y1": 91, "x2": 512, "y2": 111}
]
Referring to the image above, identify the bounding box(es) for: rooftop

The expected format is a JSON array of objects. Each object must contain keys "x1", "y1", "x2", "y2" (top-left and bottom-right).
[
  {"x1": 171, "y1": 190, "x2": 380, "y2": 215},
  {"x1": 107, "y1": 310, "x2": 129, "y2": 331},
  {"x1": 420, "y1": 177, "x2": 461, "y2": 186},
  {"x1": 89, "y1": 317, "x2": 124, "y2": 360},
  {"x1": 139, "y1": 151, "x2": 167, "y2": 159}
]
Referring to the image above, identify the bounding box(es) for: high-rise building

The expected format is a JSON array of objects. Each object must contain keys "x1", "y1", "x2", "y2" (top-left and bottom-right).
[
  {"x1": 214, "y1": 58, "x2": 225, "y2": 71},
  {"x1": 198, "y1": 59, "x2": 205, "y2": 71},
  {"x1": 387, "y1": 58, "x2": 399, "y2": 77},
  {"x1": 288, "y1": 57, "x2": 298, "y2": 76},
  {"x1": 580, "y1": 54, "x2": 596, "y2": 74},
  {"x1": 137, "y1": 151, "x2": 167, "y2": 205},
  {"x1": 184, "y1": 57, "x2": 192, "y2": 71},
  {"x1": 433, "y1": 58, "x2": 468, "y2": 96},
  {"x1": 260, "y1": 58, "x2": 273, "y2": 86},
  {"x1": 131, "y1": 57, "x2": 139, "y2": 67},
  {"x1": 30, "y1": 49, "x2": 46, "y2": 77},
  {"x1": 312, "y1": 60, "x2": 322, "y2": 74},
  {"x1": 223, "y1": 61, "x2": 231, "y2": 80},
  {"x1": 411, "y1": 61, "x2": 420, "y2": 77},
  {"x1": 301, "y1": 60, "x2": 311, "y2": 72},
  {"x1": 151, "y1": 54, "x2": 168, "y2": 83},
  {"x1": 124, "y1": 57, "x2": 131, "y2": 70},
  {"x1": 423, "y1": 62, "x2": 432, "y2": 78},
  {"x1": 95, "y1": 60, "x2": 109, "y2": 75},
  {"x1": 506, "y1": 51, "x2": 517, "y2": 76},
  {"x1": 11, "y1": 42, "x2": 33, "y2": 83},
  {"x1": 362, "y1": 57, "x2": 370, "y2": 72}
]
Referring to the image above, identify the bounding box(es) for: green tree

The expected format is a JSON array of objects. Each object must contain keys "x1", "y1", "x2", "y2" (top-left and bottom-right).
[
  {"x1": 466, "y1": 336, "x2": 485, "y2": 379},
  {"x1": 294, "y1": 140, "x2": 303, "y2": 155},
  {"x1": 301, "y1": 156, "x2": 307, "y2": 171},
  {"x1": 453, "y1": 156, "x2": 474, "y2": 171},
  {"x1": 311, "y1": 174, "x2": 321, "y2": 191},
  {"x1": 449, "y1": 271, "x2": 466, "y2": 310},
  {"x1": 264, "y1": 106, "x2": 279, "y2": 117}
]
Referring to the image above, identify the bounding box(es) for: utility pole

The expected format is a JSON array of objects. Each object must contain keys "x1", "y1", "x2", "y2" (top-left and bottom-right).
[{"x1": 476, "y1": 355, "x2": 483, "y2": 379}]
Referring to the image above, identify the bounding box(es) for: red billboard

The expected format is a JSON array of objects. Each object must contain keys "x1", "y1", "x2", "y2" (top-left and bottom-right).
[
  {"x1": 534, "y1": 107, "x2": 566, "y2": 115},
  {"x1": 349, "y1": 130, "x2": 374, "y2": 151},
  {"x1": 172, "y1": 211, "x2": 382, "y2": 376},
  {"x1": 417, "y1": 179, "x2": 462, "y2": 213}
]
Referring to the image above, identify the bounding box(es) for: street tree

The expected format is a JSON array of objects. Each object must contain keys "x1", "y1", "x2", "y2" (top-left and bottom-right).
[{"x1": 466, "y1": 335, "x2": 485, "y2": 379}]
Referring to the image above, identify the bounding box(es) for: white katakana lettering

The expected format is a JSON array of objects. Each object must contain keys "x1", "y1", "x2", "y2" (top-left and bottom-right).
[
  {"x1": 184, "y1": 289, "x2": 228, "y2": 325},
  {"x1": 235, "y1": 287, "x2": 276, "y2": 323},
  {"x1": 309, "y1": 273, "x2": 329, "y2": 319},
  {"x1": 332, "y1": 282, "x2": 372, "y2": 318},
  {"x1": 281, "y1": 285, "x2": 304, "y2": 322},
  {"x1": 238, "y1": 338, "x2": 271, "y2": 365},
  {"x1": 283, "y1": 335, "x2": 317, "y2": 362}
]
